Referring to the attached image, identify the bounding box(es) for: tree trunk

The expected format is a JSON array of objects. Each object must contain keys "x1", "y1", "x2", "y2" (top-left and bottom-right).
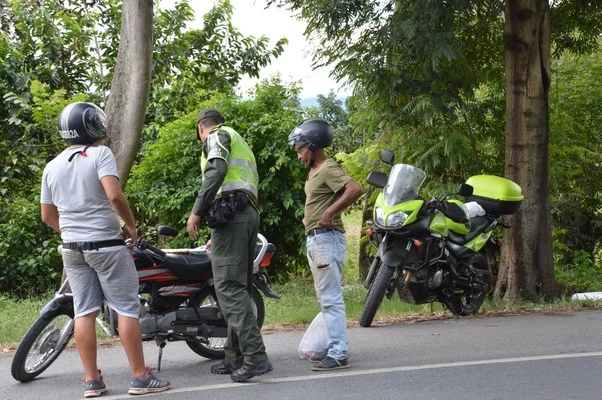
[
  {"x1": 495, "y1": 0, "x2": 558, "y2": 302},
  {"x1": 104, "y1": 0, "x2": 153, "y2": 187}
]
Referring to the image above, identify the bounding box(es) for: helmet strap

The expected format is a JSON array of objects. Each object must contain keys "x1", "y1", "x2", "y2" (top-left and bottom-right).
[{"x1": 68, "y1": 144, "x2": 92, "y2": 162}]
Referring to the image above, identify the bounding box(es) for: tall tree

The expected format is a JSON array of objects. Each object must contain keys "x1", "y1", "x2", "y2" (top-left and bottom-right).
[
  {"x1": 104, "y1": 0, "x2": 153, "y2": 186},
  {"x1": 499, "y1": 0, "x2": 554, "y2": 301}
]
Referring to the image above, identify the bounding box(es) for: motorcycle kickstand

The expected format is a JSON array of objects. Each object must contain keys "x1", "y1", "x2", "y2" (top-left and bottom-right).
[{"x1": 154, "y1": 336, "x2": 167, "y2": 372}]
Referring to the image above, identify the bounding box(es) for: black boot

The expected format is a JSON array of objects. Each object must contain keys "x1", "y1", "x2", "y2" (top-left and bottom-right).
[
  {"x1": 231, "y1": 359, "x2": 273, "y2": 382},
  {"x1": 210, "y1": 359, "x2": 243, "y2": 375}
]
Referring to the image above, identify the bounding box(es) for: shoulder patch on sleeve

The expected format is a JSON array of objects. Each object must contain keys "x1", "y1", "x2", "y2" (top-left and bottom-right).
[{"x1": 206, "y1": 134, "x2": 229, "y2": 161}]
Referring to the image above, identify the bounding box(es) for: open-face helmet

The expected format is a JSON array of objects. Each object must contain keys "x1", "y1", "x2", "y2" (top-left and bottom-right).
[
  {"x1": 287, "y1": 119, "x2": 333, "y2": 151},
  {"x1": 58, "y1": 102, "x2": 107, "y2": 145}
]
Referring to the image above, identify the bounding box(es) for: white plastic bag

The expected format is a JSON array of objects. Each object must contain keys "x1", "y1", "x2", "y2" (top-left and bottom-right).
[
  {"x1": 464, "y1": 201, "x2": 486, "y2": 218},
  {"x1": 298, "y1": 312, "x2": 329, "y2": 359}
]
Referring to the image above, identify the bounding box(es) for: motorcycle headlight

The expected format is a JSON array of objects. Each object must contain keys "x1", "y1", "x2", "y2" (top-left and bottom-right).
[
  {"x1": 375, "y1": 207, "x2": 385, "y2": 225},
  {"x1": 386, "y1": 211, "x2": 408, "y2": 227}
]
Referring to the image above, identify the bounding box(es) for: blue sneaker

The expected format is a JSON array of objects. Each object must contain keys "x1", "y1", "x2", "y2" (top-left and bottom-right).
[
  {"x1": 83, "y1": 370, "x2": 106, "y2": 398},
  {"x1": 128, "y1": 367, "x2": 170, "y2": 395},
  {"x1": 311, "y1": 356, "x2": 349, "y2": 371},
  {"x1": 309, "y1": 349, "x2": 328, "y2": 364}
]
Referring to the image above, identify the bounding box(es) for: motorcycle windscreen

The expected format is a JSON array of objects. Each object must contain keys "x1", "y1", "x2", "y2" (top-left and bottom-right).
[{"x1": 383, "y1": 164, "x2": 426, "y2": 207}]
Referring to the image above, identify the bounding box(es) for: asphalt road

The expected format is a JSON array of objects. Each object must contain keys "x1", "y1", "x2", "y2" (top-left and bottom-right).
[{"x1": 1, "y1": 309, "x2": 601, "y2": 400}]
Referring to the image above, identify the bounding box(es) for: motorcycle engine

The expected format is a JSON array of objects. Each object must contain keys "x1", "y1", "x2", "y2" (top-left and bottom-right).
[
  {"x1": 428, "y1": 269, "x2": 444, "y2": 289},
  {"x1": 396, "y1": 237, "x2": 448, "y2": 304},
  {"x1": 139, "y1": 306, "x2": 226, "y2": 336},
  {"x1": 139, "y1": 311, "x2": 176, "y2": 334}
]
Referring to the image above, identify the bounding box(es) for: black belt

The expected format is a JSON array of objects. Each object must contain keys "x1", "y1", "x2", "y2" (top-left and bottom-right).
[
  {"x1": 307, "y1": 228, "x2": 335, "y2": 237},
  {"x1": 62, "y1": 239, "x2": 126, "y2": 251}
]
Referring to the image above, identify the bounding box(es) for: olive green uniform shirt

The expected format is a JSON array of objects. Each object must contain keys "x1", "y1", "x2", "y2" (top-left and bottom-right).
[{"x1": 304, "y1": 158, "x2": 351, "y2": 235}]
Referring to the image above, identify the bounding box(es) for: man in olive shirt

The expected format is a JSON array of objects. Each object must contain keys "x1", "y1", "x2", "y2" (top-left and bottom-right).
[
  {"x1": 288, "y1": 120, "x2": 364, "y2": 371},
  {"x1": 187, "y1": 108, "x2": 271, "y2": 382}
]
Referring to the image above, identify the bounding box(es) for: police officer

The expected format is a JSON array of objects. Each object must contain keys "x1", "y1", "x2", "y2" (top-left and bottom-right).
[{"x1": 186, "y1": 108, "x2": 272, "y2": 382}]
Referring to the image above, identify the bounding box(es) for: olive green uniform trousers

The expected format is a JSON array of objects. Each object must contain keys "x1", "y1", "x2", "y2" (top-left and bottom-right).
[{"x1": 210, "y1": 205, "x2": 267, "y2": 363}]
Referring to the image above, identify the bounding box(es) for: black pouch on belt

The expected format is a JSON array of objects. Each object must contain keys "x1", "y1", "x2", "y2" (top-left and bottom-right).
[
  {"x1": 205, "y1": 198, "x2": 235, "y2": 228},
  {"x1": 230, "y1": 191, "x2": 250, "y2": 212}
]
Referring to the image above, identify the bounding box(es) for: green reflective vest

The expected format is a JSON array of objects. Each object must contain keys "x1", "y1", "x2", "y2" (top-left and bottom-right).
[{"x1": 201, "y1": 126, "x2": 259, "y2": 200}]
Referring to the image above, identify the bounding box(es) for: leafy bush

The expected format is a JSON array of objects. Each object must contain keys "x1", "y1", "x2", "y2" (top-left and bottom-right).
[
  {"x1": 554, "y1": 249, "x2": 602, "y2": 295},
  {"x1": 0, "y1": 197, "x2": 63, "y2": 296}
]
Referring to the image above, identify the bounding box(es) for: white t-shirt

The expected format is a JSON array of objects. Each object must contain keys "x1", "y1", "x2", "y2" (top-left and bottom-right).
[{"x1": 40, "y1": 145, "x2": 122, "y2": 242}]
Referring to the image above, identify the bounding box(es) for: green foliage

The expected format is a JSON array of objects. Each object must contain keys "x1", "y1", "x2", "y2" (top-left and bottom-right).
[
  {"x1": 0, "y1": 196, "x2": 63, "y2": 295},
  {"x1": 127, "y1": 79, "x2": 310, "y2": 278},
  {"x1": 554, "y1": 250, "x2": 602, "y2": 295},
  {"x1": 304, "y1": 91, "x2": 362, "y2": 154},
  {"x1": 145, "y1": 0, "x2": 288, "y2": 139},
  {"x1": 549, "y1": 50, "x2": 602, "y2": 267}
]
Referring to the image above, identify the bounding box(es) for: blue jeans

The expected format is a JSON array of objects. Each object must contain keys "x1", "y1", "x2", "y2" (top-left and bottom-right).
[{"x1": 306, "y1": 230, "x2": 348, "y2": 360}]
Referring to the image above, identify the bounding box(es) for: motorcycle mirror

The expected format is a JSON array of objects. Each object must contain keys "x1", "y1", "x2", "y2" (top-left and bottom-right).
[
  {"x1": 366, "y1": 171, "x2": 388, "y2": 189},
  {"x1": 457, "y1": 183, "x2": 474, "y2": 197},
  {"x1": 439, "y1": 201, "x2": 468, "y2": 223},
  {"x1": 157, "y1": 225, "x2": 179, "y2": 237},
  {"x1": 379, "y1": 150, "x2": 395, "y2": 165}
]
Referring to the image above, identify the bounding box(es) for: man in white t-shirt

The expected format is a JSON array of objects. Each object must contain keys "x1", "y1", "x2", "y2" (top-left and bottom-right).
[{"x1": 40, "y1": 102, "x2": 170, "y2": 398}]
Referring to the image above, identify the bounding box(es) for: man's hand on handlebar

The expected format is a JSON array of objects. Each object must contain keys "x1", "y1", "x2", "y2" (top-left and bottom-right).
[{"x1": 123, "y1": 224, "x2": 138, "y2": 247}]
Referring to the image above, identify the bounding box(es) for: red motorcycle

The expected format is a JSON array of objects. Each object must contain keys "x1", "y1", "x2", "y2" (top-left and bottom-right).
[{"x1": 11, "y1": 226, "x2": 279, "y2": 382}]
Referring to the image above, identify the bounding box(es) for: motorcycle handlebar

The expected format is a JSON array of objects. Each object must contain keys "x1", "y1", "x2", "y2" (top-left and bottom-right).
[{"x1": 136, "y1": 238, "x2": 167, "y2": 258}]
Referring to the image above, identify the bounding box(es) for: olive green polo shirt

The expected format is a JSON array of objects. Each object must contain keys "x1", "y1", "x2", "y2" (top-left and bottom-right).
[{"x1": 304, "y1": 158, "x2": 351, "y2": 235}]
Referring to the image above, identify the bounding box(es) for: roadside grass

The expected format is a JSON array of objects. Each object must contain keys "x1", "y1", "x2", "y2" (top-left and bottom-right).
[
  {"x1": 2, "y1": 209, "x2": 601, "y2": 351},
  {"x1": 1, "y1": 293, "x2": 55, "y2": 351}
]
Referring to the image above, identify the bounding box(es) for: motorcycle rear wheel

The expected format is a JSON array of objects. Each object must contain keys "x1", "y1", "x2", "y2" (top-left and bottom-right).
[
  {"x1": 444, "y1": 253, "x2": 490, "y2": 316},
  {"x1": 359, "y1": 262, "x2": 394, "y2": 328},
  {"x1": 186, "y1": 286, "x2": 265, "y2": 359},
  {"x1": 11, "y1": 305, "x2": 74, "y2": 382}
]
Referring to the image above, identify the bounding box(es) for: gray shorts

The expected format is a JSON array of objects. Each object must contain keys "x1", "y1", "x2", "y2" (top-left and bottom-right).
[{"x1": 62, "y1": 246, "x2": 140, "y2": 319}]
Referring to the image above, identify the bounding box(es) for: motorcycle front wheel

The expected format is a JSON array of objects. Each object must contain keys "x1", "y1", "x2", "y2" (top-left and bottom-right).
[
  {"x1": 444, "y1": 253, "x2": 490, "y2": 316},
  {"x1": 359, "y1": 262, "x2": 394, "y2": 328},
  {"x1": 11, "y1": 303, "x2": 74, "y2": 382},
  {"x1": 186, "y1": 285, "x2": 265, "y2": 359}
]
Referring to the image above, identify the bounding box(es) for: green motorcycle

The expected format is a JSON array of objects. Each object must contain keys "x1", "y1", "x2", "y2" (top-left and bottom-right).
[{"x1": 360, "y1": 150, "x2": 523, "y2": 327}]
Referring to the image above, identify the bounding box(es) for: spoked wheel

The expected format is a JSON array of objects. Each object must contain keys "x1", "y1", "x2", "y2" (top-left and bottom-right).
[
  {"x1": 444, "y1": 253, "x2": 491, "y2": 316},
  {"x1": 11, "y1": 303, "x2": 74, "y2": 382},
  {"x1": 185, "y1": 286, "x2": 265, "y2": 359},
  {"x1": 359, "y1": 262, "x2": 394, "y2": 328}
]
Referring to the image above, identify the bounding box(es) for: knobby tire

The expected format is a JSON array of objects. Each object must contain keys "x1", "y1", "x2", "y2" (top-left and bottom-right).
[{"x1": 359, "y1": 262, "x2": 394, "y2": 328}]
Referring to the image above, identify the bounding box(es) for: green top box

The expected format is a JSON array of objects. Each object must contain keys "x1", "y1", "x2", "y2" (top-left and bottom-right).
[{"x1": 465, "y1": 175, "x2": 523, "y2": 215}]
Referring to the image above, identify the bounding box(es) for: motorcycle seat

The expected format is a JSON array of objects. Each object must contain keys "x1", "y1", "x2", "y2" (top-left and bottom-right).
[
  {"x1": 164, "y1": 252, "x2": 213, "y2": 281},
  {"x1": 448, "y1": 216, "x2": 495, "y2": 245}
]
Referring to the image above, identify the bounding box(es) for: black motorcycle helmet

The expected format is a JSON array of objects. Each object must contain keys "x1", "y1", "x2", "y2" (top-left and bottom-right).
[
  {"x1": 288, "y1": 119, "x2": 334, "y2": 152},
  {"x1": 58, "y1": 102, "x2": 107, "y2": 145}
]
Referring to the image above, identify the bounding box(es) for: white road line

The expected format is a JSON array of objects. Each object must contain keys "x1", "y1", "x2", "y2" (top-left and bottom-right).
[{"x1": 99, "y1": 351, "x2": 602, "y2": 399}]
